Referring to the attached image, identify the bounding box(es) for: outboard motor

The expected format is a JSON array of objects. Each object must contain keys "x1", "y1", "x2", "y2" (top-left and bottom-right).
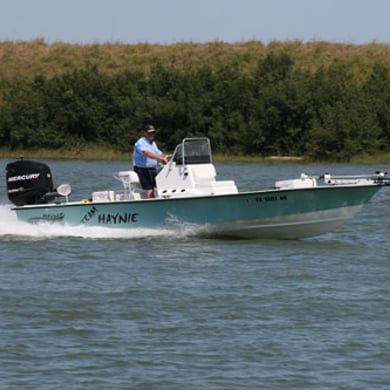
[{"x1": 6, "y1": 159, "x2": 54, "y2": 206}]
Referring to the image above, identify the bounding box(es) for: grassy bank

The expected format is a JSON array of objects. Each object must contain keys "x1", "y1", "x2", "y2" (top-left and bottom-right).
[
  {"x1": 0, "y1": 146, "x2": 130, "y2": 161},
  {"x1": 1, "y1": 39, "x2": 390, "y2": 82},
  {"x1": 2, "y1": 39, "x2": 390, "y2": 163},
  {"x1": 1, "y1": 146, "x2": 390, "y2": 164}
]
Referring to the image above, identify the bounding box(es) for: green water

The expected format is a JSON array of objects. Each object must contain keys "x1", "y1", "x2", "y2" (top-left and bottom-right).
[{"x1": 1, "y1": 160, "x2": 389, "y2": 389}]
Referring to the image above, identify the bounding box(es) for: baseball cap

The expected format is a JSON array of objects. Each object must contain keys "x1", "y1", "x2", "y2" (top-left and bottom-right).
[{"x1": 144, "y1": 124, "x2": 156, "y2": 133}]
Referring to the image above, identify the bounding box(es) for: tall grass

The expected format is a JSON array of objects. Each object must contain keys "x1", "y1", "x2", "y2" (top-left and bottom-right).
[
  {"x1": 2, "y1": 146, "x2": 390, "y2": 164},
  {"x1": 350, "y1": 152, "x2": 390, "y2": 164},
  {"x1": 0, "y1": 145, "x2": 130, "y2": 161},
  {"x1": 1, "y1": 39, "x2": 390, "y2": 82}
]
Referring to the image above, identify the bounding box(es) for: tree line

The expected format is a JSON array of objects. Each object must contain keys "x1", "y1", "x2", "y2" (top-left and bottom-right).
[{"x1": 0, "y1": 52, "x2": 389, "y2": 161}]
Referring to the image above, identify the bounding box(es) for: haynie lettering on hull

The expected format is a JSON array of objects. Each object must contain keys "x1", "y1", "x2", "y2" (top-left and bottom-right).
[
  {"x1": 5, "y1": 138, "x2": 390, "y2": 239},
  {"x1": 98, "y1": 212, "x2": 139, "y2": 225},
  {"x1": 79, "y1": 205, "x2": 139, "y2": 225}
]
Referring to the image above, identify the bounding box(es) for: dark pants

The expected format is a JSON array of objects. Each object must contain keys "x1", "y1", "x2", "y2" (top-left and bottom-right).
[{"x1": 134, "y1": 167, "x2": 158, "y2": 190}]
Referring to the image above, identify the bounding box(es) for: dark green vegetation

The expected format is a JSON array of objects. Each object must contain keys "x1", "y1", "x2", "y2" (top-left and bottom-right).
[{"x1": 1, "y1": 40, "x2": 390, "y2": 161}]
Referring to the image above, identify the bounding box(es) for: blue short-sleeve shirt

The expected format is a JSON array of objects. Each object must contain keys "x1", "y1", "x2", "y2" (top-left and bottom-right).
[{"x1": 133, "y1": 137, "x2": 162, "y2": 168}]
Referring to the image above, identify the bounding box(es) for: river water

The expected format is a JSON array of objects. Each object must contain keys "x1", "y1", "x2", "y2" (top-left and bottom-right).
[{"x1": 1, "y1": 159, "x2": 390, "y2": 389}]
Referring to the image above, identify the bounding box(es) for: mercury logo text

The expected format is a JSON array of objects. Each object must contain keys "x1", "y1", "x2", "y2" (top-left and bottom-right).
[{"x1": 8, "y1": 173, "x2": 40, "y2": 182}]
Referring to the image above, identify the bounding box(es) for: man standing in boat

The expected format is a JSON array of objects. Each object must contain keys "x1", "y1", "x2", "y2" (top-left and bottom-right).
[{"x1": 133, "y1": 124, "x2": 168, "y2": 198}]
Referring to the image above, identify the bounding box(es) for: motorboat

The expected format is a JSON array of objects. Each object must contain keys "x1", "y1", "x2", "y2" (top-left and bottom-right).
[{"x1": 5, "y1": 137, "x2": 390, "y2": 239}]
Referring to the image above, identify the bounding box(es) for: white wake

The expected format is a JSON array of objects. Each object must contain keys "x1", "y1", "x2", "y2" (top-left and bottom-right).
[{"x1": 0, "y1": 204, "x2": 197, "y2": 240}]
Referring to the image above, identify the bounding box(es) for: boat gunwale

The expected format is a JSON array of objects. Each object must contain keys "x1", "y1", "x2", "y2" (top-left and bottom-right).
[{"x1": 11, "y1": 182, "x2": 382, "y2": 211}]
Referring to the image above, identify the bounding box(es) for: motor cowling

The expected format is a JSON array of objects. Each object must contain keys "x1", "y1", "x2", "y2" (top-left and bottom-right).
[{"x1": 6, "y1": 159, "x2": 54, "y2": 206}]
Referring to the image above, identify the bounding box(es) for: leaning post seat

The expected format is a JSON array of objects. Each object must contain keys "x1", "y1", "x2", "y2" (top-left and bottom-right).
[{"x1": 113, "y1": 170, "x2": 142, "y2": 200}]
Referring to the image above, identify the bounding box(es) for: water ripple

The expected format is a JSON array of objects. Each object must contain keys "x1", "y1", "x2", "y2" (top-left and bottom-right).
[{"x1": 1, "y1": 161, "x2": 390, "y2": 389}]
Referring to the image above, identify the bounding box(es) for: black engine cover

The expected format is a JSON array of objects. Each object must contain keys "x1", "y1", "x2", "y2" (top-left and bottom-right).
[{"x1": 6, "y1": 160, "x2": 54, "y2": 206}]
